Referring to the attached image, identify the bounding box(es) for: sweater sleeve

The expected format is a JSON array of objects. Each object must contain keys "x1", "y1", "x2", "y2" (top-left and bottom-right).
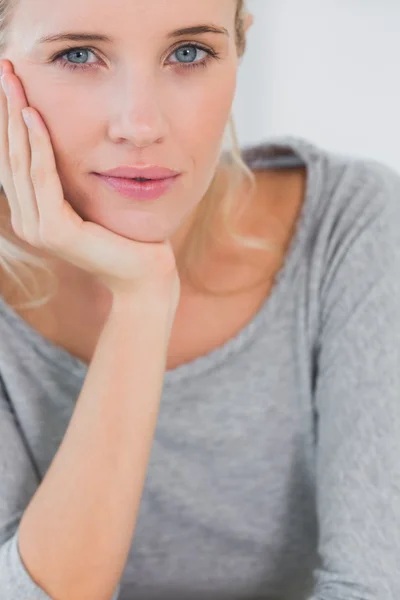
[
  {"x1": 309, "y1": 162, "x2": 400, "y2": 600},
  {"x1": 0, "y1": 378, "x2": 121, "y2": 600}
]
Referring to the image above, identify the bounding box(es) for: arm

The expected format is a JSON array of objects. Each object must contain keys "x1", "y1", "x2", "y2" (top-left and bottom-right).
[
  {"x1": 308, "y1": 164, "x2": 400, "y2": 599},
  {"x1": 9, "y1": 284, "x2": 178, "y2": 600}
]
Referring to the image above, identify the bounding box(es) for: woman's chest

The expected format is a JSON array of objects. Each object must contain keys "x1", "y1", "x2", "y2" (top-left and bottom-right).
[{"x1": 121, "y1": 358, "x2": 318, "y2": 599}]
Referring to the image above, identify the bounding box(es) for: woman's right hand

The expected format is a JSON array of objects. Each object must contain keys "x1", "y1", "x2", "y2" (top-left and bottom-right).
[{"x1": 0, "y1": 59, "x2": 181, "y2": 301}]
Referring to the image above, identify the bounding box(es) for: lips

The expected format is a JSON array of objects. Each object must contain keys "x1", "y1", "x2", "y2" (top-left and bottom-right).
[
  {"x1": 97, "y1": 165, "x2": 181, "y2": 180},
  {"x1": 93, "y1": 171, "x2": 181, "y2": 201},
  {"x1": 113, "y1": 175, "x2": 168, "y2": 182}
]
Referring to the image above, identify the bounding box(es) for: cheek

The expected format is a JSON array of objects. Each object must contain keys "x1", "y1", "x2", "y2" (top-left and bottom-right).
[
  {"x1": 44, "y1": 94, "x2": 97, "y2": 159},
  {"x1": 22, "y1": 75, "x2": 97, "y2": 158},
  {"x1": 171, "y1": 70, "x2": 237, "y2": 147}
]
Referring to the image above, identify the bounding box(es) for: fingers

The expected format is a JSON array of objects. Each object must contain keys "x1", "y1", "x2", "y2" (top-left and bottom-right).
[
  {"x1": 21, "y1": 106, "x2": 68, "y2": 247},
  {"x1": 0, "y1": 60, "x2": 66, "y2": 250},
  {"x1": 0, "y1": 61, "x2": 21, "y2": 234},
  {"x1": 1, "y1": 71, "x2": 40, "y2": 244}
]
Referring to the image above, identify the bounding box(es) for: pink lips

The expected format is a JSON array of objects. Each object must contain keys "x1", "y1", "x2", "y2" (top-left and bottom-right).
[
  {"x1": 93, "y1": 173, "x2": 181, "y2": 201},
  {"x1": 98, "y1": 165, "x2": 180, "y2": 180}
]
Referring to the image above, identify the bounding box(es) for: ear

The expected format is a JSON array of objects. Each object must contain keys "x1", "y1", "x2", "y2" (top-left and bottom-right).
[{"x1": 243, "y1": 12, "x2": 254, "y2": 34}]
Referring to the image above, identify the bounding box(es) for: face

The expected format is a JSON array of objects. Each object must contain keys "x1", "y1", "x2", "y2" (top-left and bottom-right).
[{"x1": 2, "y1": 0, "x2": 253, "y2": 249}]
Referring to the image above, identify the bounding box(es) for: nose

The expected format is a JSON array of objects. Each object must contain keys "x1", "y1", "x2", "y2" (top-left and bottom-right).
[{"x1": 107, "y1": 74, "x2": 169, "y2": 149}]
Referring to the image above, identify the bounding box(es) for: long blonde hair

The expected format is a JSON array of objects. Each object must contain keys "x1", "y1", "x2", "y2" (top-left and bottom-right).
[{"x1": 0, "y1": 0, "x2": 278, "y2": 309}]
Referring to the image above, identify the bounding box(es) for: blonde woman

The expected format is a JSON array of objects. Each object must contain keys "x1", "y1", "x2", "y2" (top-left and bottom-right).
[{"x1": 0, "y1": 1, "x2": 399, "y2": 599}]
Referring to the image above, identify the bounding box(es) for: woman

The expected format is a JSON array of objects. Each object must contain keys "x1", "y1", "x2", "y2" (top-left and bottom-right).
[{"x1": 0, "y1": 1, "x2": 399, "y2": 599}]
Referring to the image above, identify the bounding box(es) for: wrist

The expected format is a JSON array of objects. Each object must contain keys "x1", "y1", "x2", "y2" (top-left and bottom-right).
[{"x1": 110, "y1": 275, "x2": 181, "y2": 318}]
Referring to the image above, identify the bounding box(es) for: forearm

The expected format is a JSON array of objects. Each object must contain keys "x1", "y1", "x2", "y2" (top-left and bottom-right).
[{"x1": 17, "y1": 285, "x2": 178, "y2": 600}]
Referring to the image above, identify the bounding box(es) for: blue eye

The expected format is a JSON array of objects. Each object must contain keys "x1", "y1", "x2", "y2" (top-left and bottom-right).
[
  {"x1": 52, "y1": 44, "x2": 221, "y2": 73},
  {"x1": 171, "y1": 45, "x2": 206, "y2": 65},
  {"x1": 57, "y1": 48, "x2": 97, "y2": 68}
]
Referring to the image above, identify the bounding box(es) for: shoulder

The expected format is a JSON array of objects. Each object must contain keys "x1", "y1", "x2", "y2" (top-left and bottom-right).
[
  {"x1": 257, "y1": 136, "x2": 400, "y2": 202},
  {"x1": 305, "y1": 152, "x2": 400, "y2": 328},
  {"x1": 316, "y1": 152, "x2": 400, "y2": 256},
  {"x1": 280, "y1": 136, "x2": 400, "y2": 218},
  {"x1": 279, "y1": 139, "x2": 400, "y2": 275},
  {"x1": 244, "y1": 136, "x2": 400, "y2": 226},
  {"x1": 320, "y1": 150, "x2": 400, "y2": 215},
  {"x1": 255, "y1": 138, "x2": 400, "y2": 313},
  {"x1": 242, "y1": 137, "x2": 400, "y2": 281}
]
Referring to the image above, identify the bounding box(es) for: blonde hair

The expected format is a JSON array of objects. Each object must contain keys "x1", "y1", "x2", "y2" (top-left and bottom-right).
[{"x1": 0, "y1": 0, "x2": 278, "y2": 309}]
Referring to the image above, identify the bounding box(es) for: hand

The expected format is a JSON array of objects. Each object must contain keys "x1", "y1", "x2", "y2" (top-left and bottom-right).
[{"x1": 0, "y1": 60, "x2": 181, "y2": 300}]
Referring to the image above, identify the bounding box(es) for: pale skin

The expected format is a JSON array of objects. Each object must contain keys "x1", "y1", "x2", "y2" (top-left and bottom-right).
[
  {"x1": 0, "y1": 0, "x2": 306, "y2": 370},
  {"x1": 0, "y1": 2, "x2": 307, "y2": 598}
]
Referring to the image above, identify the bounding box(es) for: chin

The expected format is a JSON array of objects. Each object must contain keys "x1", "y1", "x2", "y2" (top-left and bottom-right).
[
  {"x1": 63, "y1": 186, "x2": 177, "y2": 243},
  {"x1": 86, "y1": 208, "x2": 172, "y2": 244}
]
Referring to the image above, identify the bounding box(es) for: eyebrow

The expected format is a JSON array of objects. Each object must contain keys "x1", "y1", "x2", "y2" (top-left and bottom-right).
[{"x1": 36, "y1": 24, "x2": 229, "y2": 45}]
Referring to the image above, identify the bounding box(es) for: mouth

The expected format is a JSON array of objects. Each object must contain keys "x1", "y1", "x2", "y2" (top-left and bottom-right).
[
  {"x1": 110, "y1": 176, "x2": 167, "y2": 182},
  {"x1": 93, "y1": 172, "x2": 181, "y2": 201}
]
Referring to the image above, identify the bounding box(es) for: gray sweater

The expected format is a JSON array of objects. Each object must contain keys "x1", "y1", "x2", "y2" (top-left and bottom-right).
[{"x1": 0, "y1": 137, "x2": 399, "y2": 600}]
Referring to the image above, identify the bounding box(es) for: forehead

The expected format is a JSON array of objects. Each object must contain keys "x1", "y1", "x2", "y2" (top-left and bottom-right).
[
  {"x1": 11, "y1": 0, "x2": 236, "y2": 41},
  {"x1": 8, "y1": 0, "x2": 236, "y2": 56}
]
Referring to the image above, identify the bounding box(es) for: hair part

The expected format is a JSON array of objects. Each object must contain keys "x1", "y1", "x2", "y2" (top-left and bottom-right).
[{"x1": 0, "y1": 0, "x2": 278, "y2": 309}]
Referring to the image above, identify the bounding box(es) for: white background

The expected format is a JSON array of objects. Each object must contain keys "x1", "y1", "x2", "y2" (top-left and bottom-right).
[{"x1": 233, "y1": 0, "x2": 400, "y2": 173}]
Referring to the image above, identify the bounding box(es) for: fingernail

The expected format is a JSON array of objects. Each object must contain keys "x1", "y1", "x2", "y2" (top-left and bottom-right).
[{"x1": 22, "y1": 109, "x2": 33, "y2": 129}]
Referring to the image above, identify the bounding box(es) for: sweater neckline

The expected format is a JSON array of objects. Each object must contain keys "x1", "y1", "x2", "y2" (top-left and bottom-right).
[{"x1": 0, "y1": 136, "x2": 323, "y2": 385}]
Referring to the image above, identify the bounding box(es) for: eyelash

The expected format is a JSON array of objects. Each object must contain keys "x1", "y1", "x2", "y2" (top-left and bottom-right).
[{"x1": 50, "y1": 43, "x2": 222, "y2": 73}]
